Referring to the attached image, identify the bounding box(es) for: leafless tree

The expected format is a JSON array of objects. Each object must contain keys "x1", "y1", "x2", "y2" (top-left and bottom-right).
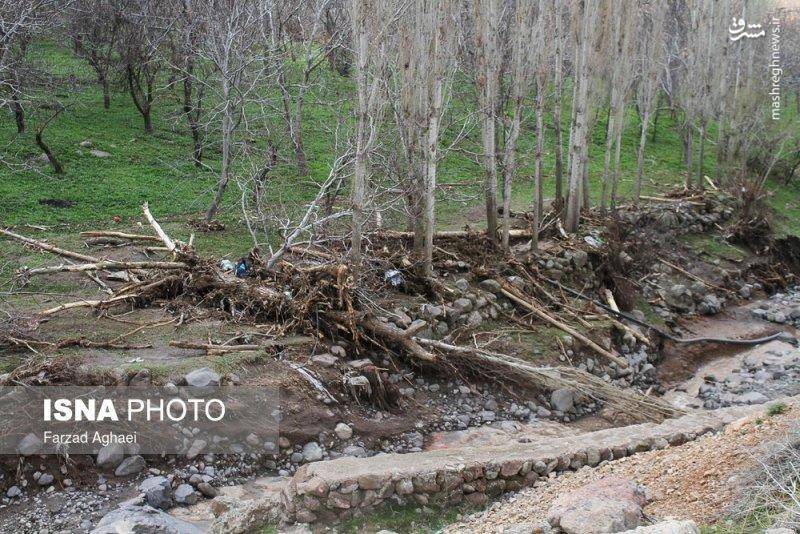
[
  {"x1": 116, "y1": 0, "x2": 170, "y2": 134},
  {"x1": 349, "y1": 0, "x2": 396, "y2": 265},
  {"x1": 564, "y1": 0, "x2": 603, "y2": 233},
  {"x1": 529, "y1": 0, "x2": 551, "y2": 250},
  {"x1": 392, "y1": 0, "x2": 455, "y2": 275},
  {"x1": 0, "y1": 0, "x2": 60, "y2": 133},
  {"x1": 173, "y1": 0, "x2": 209, "y2": 166},
  {"x1": 268, "y1": 0, "x2": 345, "y2": 177},
  {"x1": 68, "y1": 0, "x2": 121, "y2": 110},
  {"x1": 198, "y1": 0, "x2": 267, "y2": 222},
  {"x1": 633, "y1": 0, "x2": 667, "y2": 204},
  {"x1": 472, "y1": 0, "x2": 501, "y2": 244}
]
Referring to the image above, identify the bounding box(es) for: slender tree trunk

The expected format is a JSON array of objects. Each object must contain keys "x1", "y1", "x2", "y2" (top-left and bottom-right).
[
  {"x1": 100, "y1": 73, "x2": 111, "y2": 109},
  {"x1": 35, "y1": 110, "x2": 65, "y2": 176},
  {"x1": 634, "y1": 108, "x2": 650, "y2": 204},
  {"x1": 610, "y1": 112, "x2": 624, "y2": 210},
  {"x1": 481, "y1": 110, "x2": 498, "y2": 243},
  {"x1": 126, "y1": 67, "x2": 154, "y2": 134},
  {"x1": 553, "y1": 75, "x2": 564, "y2": 207},
  {"x1": 651, "y1": 106, "x2": 660, "y2": 143},
  {"x1": 600, "y1": 104, "x2": 616, "y2": 211},
  {"x1": 11, "y1": 94, "x2": 24, "y2": 133},
  {"x1": 553, "y1": 9, "x2": 564, "y2": 207},
  {"x1": 532, "y1": 85, "x2": 545, "y2": 251},
  {"x1": 182, "y1": 60, "x2": 203, "y2": 167},
  {"x1": 206, "y1": 85, "x2": 233, "y2": 222},
  {"x1": 696, "y1": 121, "x2": 706, "y2": 189},
  {"x1": 501, "y1": 108, "x2": 521, "y2": 252},
  {"x1": 684, "y1": 126, "x2": 693, "y2": 190}
]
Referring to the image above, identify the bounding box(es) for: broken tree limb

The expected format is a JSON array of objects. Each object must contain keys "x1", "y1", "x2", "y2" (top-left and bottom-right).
[
  {"x1": 1, "y1": 228, "x2": 99, "y2": 263},
  {"x1": 38, "y1": 294, "x2": 138, "y2": 316},
  {"x1": 170, "y1": 335, "x2": 314, "y2": 355},
  {"x1": 350, "y1": 314, "x2": 436, "y2": 363},
  {"x1": 142, "y1": 202, "x2": 179, "y2": 253},
  {"x1": 375, "y1": 228, "x2": 531, "y2": 240},
  {"x1": 604, "y1": 289, "x2": 650, "y2": 346},
  {"x1": 414, "y1": 337, "x2": 683, "y2": 422},
  {"x1": 80, "y1": 231, "x2": 161, "y2": 242},
  {"x1": 657, "y1": 258, "x2": 732, "y2": 294},
  {"x1": 498, "y1": 281, "x2": 628, "y2": 368},
  {"x1": 24, "y1": 260, "x2": 187, "y2": 276}
]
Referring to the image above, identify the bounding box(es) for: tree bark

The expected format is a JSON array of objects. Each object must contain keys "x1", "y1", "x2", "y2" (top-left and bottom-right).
[
  {"x1": 532, "y1": 83, "x2": 545, "y2": 251},
  {"x1": 634, "y1": 108, "x2": 650, "y2": 204},
  {"x1": 684, "y1": 126, "x2": 693, "y2": 189},
  {"x1": 696, "y1": 121, "x2": 706, "y2": 189}
]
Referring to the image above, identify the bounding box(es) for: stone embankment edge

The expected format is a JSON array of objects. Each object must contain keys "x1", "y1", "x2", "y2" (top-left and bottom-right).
[{"x1": 276, "y1": 399, "x2": 789, "y2": 525}]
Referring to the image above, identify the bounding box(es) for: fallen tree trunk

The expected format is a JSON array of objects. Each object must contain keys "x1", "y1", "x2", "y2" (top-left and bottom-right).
[
  {"x1": 414, "y1": 337, "x2": 683, "y2": 422},
  {"x1": 375, "y1": 229, "x2": 531, "y2": 240},
  {"x1": 1, "y1": 228, "x2": 99, "y2": 263},
  {"x1": 498, "y1": 281, "x2": 628, "y2": 368},
  {"x1": 80, "y1": 231, "x2": 162, "y2": 242},
  {"x1": 24, "y1": 261, "x2": 187, "y2": 276},
  {"x1": 170, "y1": 335, "x2": 314, "y2": 355}
]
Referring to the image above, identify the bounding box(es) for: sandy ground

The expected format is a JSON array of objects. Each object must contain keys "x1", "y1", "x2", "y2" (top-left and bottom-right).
[{"x1": 447, "y1": 403, "x2": 797, "y2": 533}]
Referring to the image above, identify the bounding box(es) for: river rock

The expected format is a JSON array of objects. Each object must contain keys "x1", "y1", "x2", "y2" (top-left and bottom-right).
[
  {"x1": 18, "y1": 433, "x2": 43, "y2": 456},
  {"x1": 619, "y1": 519, "x2": 699, "y2": 533},
  {"x1": 139, "y1": 476, "x2": 173, "y2": 509},
  {"x1": 303, "y1": 442, "x2": 324, "y2": 462},
  {"x1": 547, "y1": 476, "x2": 646, "y2": 533},
  {"x1": 185, "y1": 367, "x2": 220, "y2": 388},
  {"x1": 96, "y1": 443, "x2": 126, "y2": 469},
  {"x1": 174, "y1": 483, "x2": 199, "y2": 505},
  {"x1": 91, "y1": 504, "x2": 204, "y2": 534},
  {"x1": 550, "y1": 389, "x2": 575, "y2": 413},
  {"x1": 662, "y1": 285, "x2": 694, "y2": 312},
  {"x1": 334, "y1": 423, "x2": 353, "y2": 440},
  {"x1": 115, "y1": 455, "x2": 146, "y2": 477}
]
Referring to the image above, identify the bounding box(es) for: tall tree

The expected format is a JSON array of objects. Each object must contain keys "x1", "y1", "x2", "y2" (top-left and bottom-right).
[
  {"x1": 200, "y1": 0, "x2": 266, "y2": 222},
  {"x1": 633, "y1": 0, "x2": 667, "y2": 204},
  {"x1": 349, "y1": 0, "x2": 393, "y2": 265},
  {"x1": 392, "y1": 0, "x2": 455, "y2": 275},
  {"x1": 564, "y1": 0, "x2": 602, "y2": 233},
  {"x1": 68, "y1": 0, "x2": 121, "y2": 110},
  {"x1": 472, "y1": 0, "x2": 501, "y2": 244}
]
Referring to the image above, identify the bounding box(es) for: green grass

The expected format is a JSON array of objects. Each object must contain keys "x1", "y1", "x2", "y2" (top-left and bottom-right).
[
  {"x1": 682, "y1": 233, "x2": 749, "y2": 263},
  {"x1": 767, "y1": 402, "x2": 788, "y2": 417},
  {"x1": 337, "y1": 502, "x2": 465, "y2": 533},
  {"x1": 1, "y1": 40, "x2": 722, "y2": 234}
]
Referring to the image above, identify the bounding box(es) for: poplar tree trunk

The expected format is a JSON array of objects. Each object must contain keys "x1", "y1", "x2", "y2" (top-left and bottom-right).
[{"x1": 634, "y1": 108, "x2": 650, "y2": 204}]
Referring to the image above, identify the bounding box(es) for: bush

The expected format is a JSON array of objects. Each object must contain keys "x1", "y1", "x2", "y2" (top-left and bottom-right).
[{"x1": 767, "y1": 403, "x2": 788, "y2": 417}]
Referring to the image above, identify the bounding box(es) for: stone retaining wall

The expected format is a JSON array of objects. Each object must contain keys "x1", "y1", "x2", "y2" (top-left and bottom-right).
[{"x1": 278, "y1": 402, "x2": 773, "y2": 524}]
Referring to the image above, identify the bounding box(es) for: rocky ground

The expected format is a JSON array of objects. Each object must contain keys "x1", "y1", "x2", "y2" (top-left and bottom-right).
[
  {"x1": 447, "y1": 402, "x2": 797, "y2": 533},
  {"x1": 1, "y1": 193, "x2": 798, "y2": 532}
]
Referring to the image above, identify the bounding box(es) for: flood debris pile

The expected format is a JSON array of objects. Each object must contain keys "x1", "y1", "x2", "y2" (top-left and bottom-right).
[{"x1": 1, "y1": 192, "x2": 799, "y2": 530}]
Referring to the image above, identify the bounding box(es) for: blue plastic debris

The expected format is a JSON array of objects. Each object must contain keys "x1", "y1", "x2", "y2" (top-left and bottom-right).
[{"x1": 236, "y1": 260, "x2": 249, "y2": 278}]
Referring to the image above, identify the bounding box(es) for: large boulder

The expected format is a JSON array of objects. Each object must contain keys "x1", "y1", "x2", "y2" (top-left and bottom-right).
[
  {"x1": 115, "y1": 455, "x2": 146, "y2": 477},
  {"x1": 620, "y1": 520, "x2": 699, "y2": 533},
  {"x1": 548, "y1": 476, "x2": 647, "y2": 534},
  {"x1": 91, "y1": 504, "x2": 204, "y2": 534}
]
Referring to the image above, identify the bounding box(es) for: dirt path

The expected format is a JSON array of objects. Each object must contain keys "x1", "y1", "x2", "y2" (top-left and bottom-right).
[{"x1": 447, "y1": 402, "x2": 795, "y2": 533}]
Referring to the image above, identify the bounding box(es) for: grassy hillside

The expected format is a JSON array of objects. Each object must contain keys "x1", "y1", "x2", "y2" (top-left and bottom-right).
[{"x1": 0, "y1": 41, "x2": 796, "y2": 239}]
